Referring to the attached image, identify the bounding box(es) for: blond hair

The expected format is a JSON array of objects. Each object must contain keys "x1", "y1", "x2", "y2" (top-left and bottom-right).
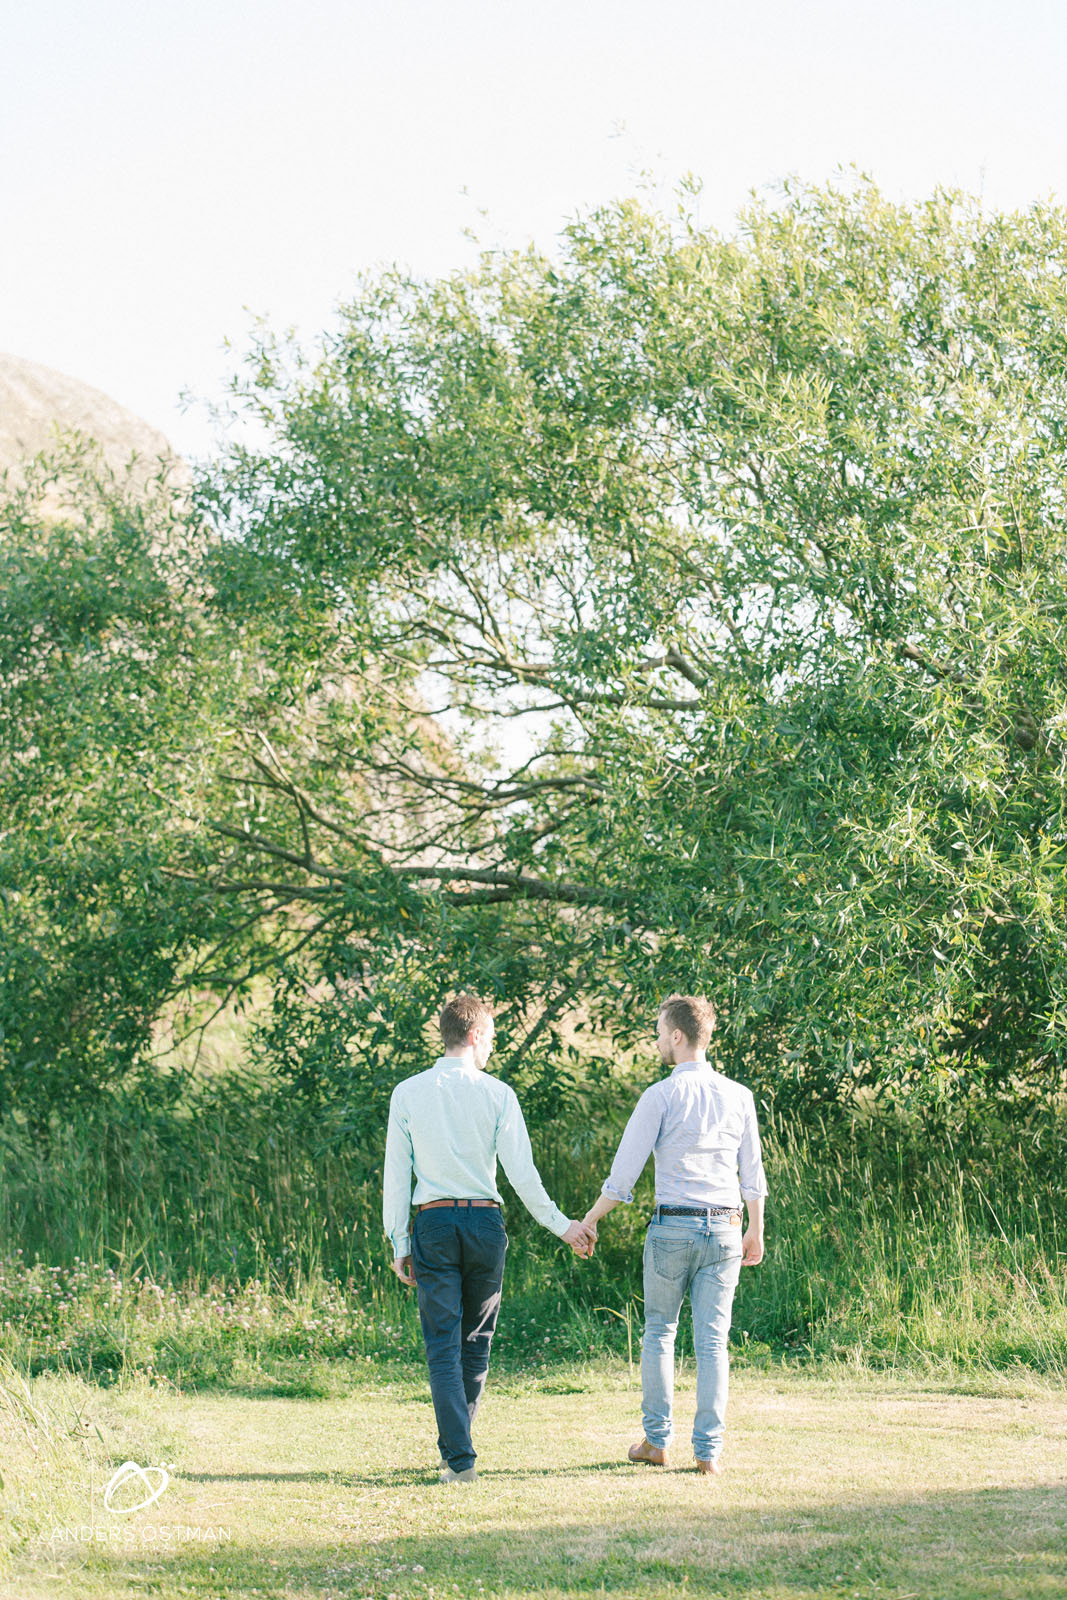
[{"x1": 658, "y1": 993, "x2": 717, "y2": 1050}]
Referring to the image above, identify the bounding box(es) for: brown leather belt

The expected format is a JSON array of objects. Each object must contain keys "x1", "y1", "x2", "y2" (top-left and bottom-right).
[{"x1": 416, "y1": 1198, "x2": 501, "y2": 1212}]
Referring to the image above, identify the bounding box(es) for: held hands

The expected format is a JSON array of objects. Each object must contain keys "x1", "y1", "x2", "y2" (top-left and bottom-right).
[
  {"x1": 394, "y1": 1225, "x2": 600, "y2": 1277},
  {"x1": 563, "y1": 1220, "x2": 596, "y2": 1258}
]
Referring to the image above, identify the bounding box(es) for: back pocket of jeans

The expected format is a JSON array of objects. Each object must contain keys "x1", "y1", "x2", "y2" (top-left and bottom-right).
[{"x1": 650, "y1": 1239, "x2": 689, "y2": 1280}]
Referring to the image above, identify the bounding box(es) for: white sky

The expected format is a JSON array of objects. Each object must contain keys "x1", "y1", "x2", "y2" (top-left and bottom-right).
[{"x1": 5, "y1": 0, "x2": 1067, "y2": 461}]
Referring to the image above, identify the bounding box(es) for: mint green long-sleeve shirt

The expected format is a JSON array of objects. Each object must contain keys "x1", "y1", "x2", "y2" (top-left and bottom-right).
[{"x1": 382, "y1": 1056, "x2": 571, "y2": 1258}]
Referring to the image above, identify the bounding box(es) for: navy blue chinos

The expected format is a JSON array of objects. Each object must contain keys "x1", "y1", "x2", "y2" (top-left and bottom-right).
[{"x1": 410, "y1": 1203, "x2": 508, "y2": 1472}]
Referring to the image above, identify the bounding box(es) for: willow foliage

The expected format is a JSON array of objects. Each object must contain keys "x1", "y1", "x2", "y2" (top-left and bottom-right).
[{"x1": 10, "y1": 179, "x2": 1067, "y2": 1121}]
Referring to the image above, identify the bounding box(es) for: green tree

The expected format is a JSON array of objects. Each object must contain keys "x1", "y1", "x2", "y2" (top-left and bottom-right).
[
  {"x1": 162, "y1": 182, "x2": 1067, "y2": 1108},
  {"x1": 0, "y1": 443, "x2": 355, "y2": 1126}
]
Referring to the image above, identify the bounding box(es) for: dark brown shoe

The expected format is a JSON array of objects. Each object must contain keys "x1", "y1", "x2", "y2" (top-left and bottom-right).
[
  {"x1": 628, "y1": 1437, "x2": 669, "y2": 1467},
  {"x1": 695, "y1": 1456, "x2": 723, "y2": 1476}
]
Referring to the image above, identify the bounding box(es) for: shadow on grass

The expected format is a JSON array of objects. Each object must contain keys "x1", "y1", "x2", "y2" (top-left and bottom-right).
[
  {"x1": 26, "y1": 1482, "x2": 1067, "y2": 1599},
  {"x1": 181, "y1": 1462, "x2": 627, "y2": 1486}
]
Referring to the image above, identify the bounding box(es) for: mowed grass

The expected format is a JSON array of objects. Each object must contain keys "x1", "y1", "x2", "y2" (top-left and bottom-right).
[{"x1": 5, "y1": 1364, "x2": 1067, "y2": 1600}]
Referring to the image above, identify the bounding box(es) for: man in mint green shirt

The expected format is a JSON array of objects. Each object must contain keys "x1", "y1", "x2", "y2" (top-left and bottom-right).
[{"x1": 383, "y1": 994, "x2": 592, "y2": 1482}]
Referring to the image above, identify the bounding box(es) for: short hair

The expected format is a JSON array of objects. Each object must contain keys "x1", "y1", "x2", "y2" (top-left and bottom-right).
[
  {"x1": 439, "y1": 993, "x2": 494, "y2": 1050},
  {"x1": 658, "y1": 993, "x2": 717, "y2": 1050}
]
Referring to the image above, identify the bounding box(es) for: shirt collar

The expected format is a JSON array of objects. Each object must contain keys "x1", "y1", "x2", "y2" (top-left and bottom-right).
[
  {"x1": 670, "y1": 1058, "x2": 714, "y2": 1075},
  {"x1": 434, "y1": 1055, "x2": 479, "y2": 1072}
]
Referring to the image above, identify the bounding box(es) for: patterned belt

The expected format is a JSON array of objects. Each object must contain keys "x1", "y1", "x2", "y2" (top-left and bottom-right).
[
  {"x1": 416, "y1": 1198, "x2": 501, "y2": 1212},
  {"x1": 652, "y1": 1204, "x2": 743, "y2": 1222}
]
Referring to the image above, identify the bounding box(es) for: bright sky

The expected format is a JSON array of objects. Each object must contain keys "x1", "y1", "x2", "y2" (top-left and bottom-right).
[{"x1": 5, "y1": 0, "x2": 1067, "y2": 461}]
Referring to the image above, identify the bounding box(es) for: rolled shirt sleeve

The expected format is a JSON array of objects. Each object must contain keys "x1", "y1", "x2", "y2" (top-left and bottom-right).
[
  {"x1": 602, "y1": 1085, "x2": 664, "y2": 1204},
  {"x1": 495, "y1": 1087, "x2": 571, "y2": 1237},
  {"x1": 739, "y1": 1089, "x2": 769, "y2": 1203},
  {"x1": 382, "y1": 1089, "x2": 415, "y2": 1258}
]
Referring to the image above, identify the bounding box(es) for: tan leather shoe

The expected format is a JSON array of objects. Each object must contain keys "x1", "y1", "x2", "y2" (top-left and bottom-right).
[
  {"x1": 695, "y1": 1456, "x2": 723, "y2": 1475},
  {"x1": 627, "y1": 1437, "x2": 669, "y2": 1466}
]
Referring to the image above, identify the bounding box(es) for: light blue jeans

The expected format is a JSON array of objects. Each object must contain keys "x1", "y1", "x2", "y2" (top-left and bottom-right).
[{"x1": 641, "y1": 1213, "x2": 743, "y2": 1462}]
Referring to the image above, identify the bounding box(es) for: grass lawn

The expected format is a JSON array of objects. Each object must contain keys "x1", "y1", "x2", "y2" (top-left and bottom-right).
[{"x1": 4, "y1": 1363, "x2": 1067, "y2": 1600}]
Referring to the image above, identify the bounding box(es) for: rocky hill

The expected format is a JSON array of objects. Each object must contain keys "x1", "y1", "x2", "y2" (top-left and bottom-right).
[{"x1": 0, "y1": 353, "x2": 187, "y2": 492}]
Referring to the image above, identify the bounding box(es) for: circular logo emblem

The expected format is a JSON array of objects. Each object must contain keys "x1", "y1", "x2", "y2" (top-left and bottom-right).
[{"x1": 103, "y1": 1461, "x2": 171, "y2": 1514}]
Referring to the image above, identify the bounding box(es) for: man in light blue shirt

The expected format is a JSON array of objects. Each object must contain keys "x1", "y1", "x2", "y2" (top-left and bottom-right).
[
  {"x1": 583, "y1": 994, "x2": 767, "y2": 1475},
  {"x1": 383, "y1": 993, "x2": 593, "y2": 1482}
]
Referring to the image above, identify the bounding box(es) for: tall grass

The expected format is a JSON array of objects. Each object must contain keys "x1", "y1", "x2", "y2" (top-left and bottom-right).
[
  {"x1": 1, "y1": 1075, "x2": 1065, "y2": 1386},
  {"x1": 737, "y1": 1109, "x2": 1067, "y2": 1372}
]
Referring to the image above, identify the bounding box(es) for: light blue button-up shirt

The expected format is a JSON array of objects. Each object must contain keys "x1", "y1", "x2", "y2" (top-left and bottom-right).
[
  {"x1": 383, "y1": 1057, "x2": 571, "y2": 1257},
  {"x1": 603, "y1": 1059, "x2": 769, "y2": 1209}
]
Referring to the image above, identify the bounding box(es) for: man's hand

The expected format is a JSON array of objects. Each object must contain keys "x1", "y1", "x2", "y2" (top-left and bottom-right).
[
  {"x1": 577, "y1": 1193, "x2": 618, "y2": 1254},
  {"x1": 392, "y1": 1255, "x2": 416, "y2": 1286},
  {"x1": 563, "y1": 1220, "x2": 595, "y2": 1258},
  {"x1": 741, "y1": 1230, "x2": 764, "y2": 1267}
]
